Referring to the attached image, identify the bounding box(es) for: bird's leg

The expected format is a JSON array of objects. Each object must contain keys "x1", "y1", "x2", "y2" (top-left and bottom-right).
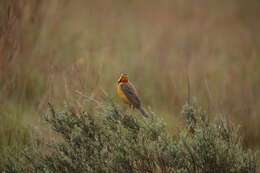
[
  {"x1": 126, "y1": 104, "x2": 131, "y2": 115},
  {"x1": 129, "y1": 105, "x2": 135, "y2": 115},
  {"x1": 125, "y1": 104, "x2": 131, "y2": 116}
]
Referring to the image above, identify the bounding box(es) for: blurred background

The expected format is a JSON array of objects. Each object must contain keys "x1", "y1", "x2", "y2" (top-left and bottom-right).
[{"x1": 0, "y1": 0, "x2": 259, "y2": 158}]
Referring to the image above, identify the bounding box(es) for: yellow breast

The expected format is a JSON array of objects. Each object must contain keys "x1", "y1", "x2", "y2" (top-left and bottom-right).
[{"x1": 116, "y1": 83, "x2": 130, "y2": 105}]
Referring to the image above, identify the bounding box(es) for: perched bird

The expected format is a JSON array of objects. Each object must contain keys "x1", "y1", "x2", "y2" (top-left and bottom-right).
[{"x1": 116, "y1": 73, "x2": 148, "y2": 118}]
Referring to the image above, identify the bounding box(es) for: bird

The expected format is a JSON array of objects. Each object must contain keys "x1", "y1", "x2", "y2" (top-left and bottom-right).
[{"x1": 116, "y1": 73, "x2": 148, "y2": 118}]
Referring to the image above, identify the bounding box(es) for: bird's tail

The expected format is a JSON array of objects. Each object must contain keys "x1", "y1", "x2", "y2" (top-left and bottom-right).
[{"x1": 139, "y1": 107, "x2": 148, "y2": 118}]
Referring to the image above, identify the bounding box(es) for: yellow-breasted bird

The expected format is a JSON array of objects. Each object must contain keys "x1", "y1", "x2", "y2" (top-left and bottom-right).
[{"x1": 116, "y1": 73, "x2": 148, "y2": 118}]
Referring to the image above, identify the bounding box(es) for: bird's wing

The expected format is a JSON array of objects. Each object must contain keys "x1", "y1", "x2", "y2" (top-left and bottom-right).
[{"x1": 120, "y1": 82, "x2": 141, "y2": 108}]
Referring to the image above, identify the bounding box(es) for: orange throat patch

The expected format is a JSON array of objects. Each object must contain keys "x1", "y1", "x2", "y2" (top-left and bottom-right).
[{"x1": 119, "y1": 77, "x2": 128, "y2": 83}]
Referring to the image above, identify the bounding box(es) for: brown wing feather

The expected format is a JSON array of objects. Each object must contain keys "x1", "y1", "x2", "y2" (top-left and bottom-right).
[{"x1": 120, "y1": 82, "x2": 141, "y2": 108}]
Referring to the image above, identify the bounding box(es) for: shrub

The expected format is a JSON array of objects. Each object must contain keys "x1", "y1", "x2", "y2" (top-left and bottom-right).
[{"x1": 1, "y1": 100, "x2": 257, "y2": 173}]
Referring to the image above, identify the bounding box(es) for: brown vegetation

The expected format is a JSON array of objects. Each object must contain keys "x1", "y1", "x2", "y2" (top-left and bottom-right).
[{"x1": 0, "y1": 0, "x2": 259, "y2": 157}]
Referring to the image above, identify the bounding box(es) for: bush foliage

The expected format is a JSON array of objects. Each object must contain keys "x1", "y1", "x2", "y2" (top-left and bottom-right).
[{"x1": 2, "y1": 101, "x2": 257, "y2": 173}]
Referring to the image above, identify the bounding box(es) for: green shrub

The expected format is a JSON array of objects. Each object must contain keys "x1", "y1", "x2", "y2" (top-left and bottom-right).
[{"x1": 1, "y1": 101, "x2": 257, "y2": 173}]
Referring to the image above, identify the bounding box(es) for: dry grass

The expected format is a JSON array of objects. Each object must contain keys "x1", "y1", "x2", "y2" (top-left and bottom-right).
[{"x1": 0, "y1": 0, "x2": 259, "y2": 157}]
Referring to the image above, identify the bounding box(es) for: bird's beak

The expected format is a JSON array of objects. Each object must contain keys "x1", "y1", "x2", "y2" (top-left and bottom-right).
[{"x1": 117, "y1": 76, "x2": 122, "y2": 83}]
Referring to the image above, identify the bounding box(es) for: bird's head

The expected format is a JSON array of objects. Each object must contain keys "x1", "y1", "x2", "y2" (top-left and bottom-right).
[{"x1": 118, "y1": 73, "x2": 128, "y2": 83}]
